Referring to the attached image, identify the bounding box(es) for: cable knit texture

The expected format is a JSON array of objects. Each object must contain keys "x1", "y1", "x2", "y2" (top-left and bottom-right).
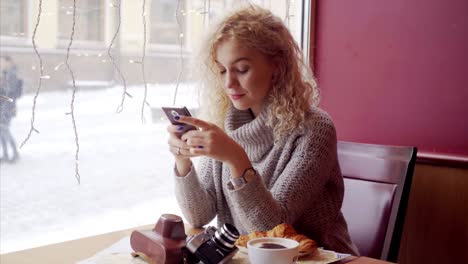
[{"x1": 174, "y1": 104, "x2": 359, "y2": 255}]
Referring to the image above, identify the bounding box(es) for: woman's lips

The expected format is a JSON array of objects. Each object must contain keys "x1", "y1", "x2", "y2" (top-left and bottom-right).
[{"x1": 230, "y1": 94, "x2": 245, "y2": 100}]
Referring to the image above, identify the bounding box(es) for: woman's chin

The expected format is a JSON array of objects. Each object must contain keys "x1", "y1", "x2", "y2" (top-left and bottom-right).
[{"x1": 231, "y1": 102, "x2": 251, "y2": 111}]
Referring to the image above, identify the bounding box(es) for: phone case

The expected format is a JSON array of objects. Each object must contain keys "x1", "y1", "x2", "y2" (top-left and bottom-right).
[{"x1": 161, "y1": 106, "x2": 197, "y2": 133}]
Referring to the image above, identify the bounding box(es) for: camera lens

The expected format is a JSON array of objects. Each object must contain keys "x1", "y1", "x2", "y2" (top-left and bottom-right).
[{"x1": 212, "y1": 223, "x2": 239, "y2": 252}]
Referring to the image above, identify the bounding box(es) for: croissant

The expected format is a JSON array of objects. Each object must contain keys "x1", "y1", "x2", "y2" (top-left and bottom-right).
[
  {"x1": 286, "y1": 234, "x2": 318, "y2": 253},
  {"x1": 266, "y1": 223, "x2": 297, "y2": 237},
  {"x1": 249, "y1": 231, "x2": 267, "y2": 240}
]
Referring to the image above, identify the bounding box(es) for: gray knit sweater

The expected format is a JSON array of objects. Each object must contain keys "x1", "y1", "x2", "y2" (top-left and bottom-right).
[{"x1": 174, "y1": 104, "x2": 359, "y2": 255}]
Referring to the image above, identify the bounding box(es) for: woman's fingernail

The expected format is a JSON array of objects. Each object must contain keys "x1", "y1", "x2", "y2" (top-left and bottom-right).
[
  {"x1": 174, "y1": 116, "x2": 180, "y2": 120},
  {"x1": 198, "y1": 146, "x2": 204, "y2": 149},
  {"x1": 177, "y1": 125, "x2": 184, "y2": 131}
]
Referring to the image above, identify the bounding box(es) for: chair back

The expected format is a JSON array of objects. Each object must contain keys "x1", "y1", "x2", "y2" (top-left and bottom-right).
[{"x1": 338, "y1": 141, "x2": 417, "y2": 262}]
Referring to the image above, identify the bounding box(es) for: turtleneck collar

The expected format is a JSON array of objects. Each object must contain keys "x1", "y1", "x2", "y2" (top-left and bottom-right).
[{"x1": 224, "y1": 103, "x2": 275, "y2": 162}]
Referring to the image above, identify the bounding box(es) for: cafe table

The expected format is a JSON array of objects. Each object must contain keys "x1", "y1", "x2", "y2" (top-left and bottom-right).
[{"x1": 0, "y1": 224, "x2": 393, "y2": 264}]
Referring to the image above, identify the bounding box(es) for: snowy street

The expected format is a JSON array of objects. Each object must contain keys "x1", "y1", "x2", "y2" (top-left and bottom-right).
[{"x1": 0, "y1": 84, "x2": 199, "y2": 253}]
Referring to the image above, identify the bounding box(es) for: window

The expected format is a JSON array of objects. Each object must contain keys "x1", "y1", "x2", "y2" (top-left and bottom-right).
[
  {"x1": 0, "y1": 0, "x2": 308, "y2": 254},
  {"x1": 150, "y1": 0, "x2": 185, "y2": 46},
  {"x1": 0, "y1": 0, "x2": 27, "y2": 37},
  {"x1": 58, "y1": 0, "x2": 104, "y2": 42}
]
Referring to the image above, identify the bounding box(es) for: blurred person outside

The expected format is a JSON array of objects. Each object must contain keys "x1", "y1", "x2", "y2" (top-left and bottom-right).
[{"x1": 0, "y1": 55, "x2": 23, "y2": 163}]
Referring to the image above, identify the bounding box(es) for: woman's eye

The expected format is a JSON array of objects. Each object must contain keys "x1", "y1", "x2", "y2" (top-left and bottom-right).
[
  {"x1": 219, "y1": 70, "x2": 226, "y2": 75},
  {"x1": 237, "y1": 68, "x2": 249, "y2": 74}
]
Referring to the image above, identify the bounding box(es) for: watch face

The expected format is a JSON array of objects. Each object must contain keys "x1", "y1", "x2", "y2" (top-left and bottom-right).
[
  {"x1": 230, "y1": 168, "x2": 256, "y2": 189},
  {"x1": 231, "y1": 177, "x2": 247, "y2": 188}
]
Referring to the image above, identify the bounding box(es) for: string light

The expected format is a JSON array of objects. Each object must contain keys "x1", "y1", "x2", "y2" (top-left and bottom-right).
[
  {"x1": 64, "y1": 0, "x2": 81, "y2": 184},
  {"x1": 202, "y1": 0, "x2": 211, "y2": 30},
  {"x1": 285, "y1": 0, "x2": 291, "y2": 26},
  {"x1": 21, "y1": 0, "x2": 44, "y2": 148},
  {"x1": 140, "y1": 0, "x2": 150, "y2": 123},
  {"x1": 172, "y1": 0, "x2": 184, "y2": 105},
  {"x1": 54, "y1": 62, "x2": 64, "y2": 71},
  {"x1": 107, "y1": 0, "x2": 131, "y2": 113},
  {"x1": 0, "y1": 95, "x2": 13, "y2": 102}
]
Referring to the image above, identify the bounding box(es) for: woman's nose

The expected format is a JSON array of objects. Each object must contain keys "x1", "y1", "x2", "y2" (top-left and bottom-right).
[{"x1": 225, "y1": 72, "x2": 238, "y2": 89}]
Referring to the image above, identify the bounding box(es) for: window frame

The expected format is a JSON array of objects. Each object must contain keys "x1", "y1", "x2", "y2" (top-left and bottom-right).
[
  {"x1": 56, "y1": 0, "x2": 107, "y2": 50},
  {"x1": 0, "y1": 0, "x2": 316, "y2": 253},
  {"x1": 148, "y1": 0, "x2": 189, "y2": 56},
  {"x1": 0, "y1": 0, "x2": 32, "y2": 47}
]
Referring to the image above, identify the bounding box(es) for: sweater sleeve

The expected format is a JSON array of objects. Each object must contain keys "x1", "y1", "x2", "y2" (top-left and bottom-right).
[
  {"x1": 228, "y1": 115, "x2": 339, "y2": 233},
  {"x1": 174, "y1": 157, "x2": 217, "y2": 227}
]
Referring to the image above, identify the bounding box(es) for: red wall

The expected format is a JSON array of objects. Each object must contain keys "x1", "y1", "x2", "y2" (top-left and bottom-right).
[{"x1": 314, "y1": 0, "x2": 468, "y2": 156}]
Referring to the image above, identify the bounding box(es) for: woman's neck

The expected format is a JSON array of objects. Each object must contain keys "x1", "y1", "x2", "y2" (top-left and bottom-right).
[{"x1": 250, "y1": 102, "x2": 266, "y2": 117}]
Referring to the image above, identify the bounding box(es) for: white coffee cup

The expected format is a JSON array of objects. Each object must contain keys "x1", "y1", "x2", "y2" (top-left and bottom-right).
[{"x1": 247, "y1": 237, "x2": 300, "y2": 264}]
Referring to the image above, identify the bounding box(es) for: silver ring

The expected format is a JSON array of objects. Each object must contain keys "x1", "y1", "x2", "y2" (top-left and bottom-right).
[{"x1": 177, "y1": 147, "x2": 181, "y2": 155}]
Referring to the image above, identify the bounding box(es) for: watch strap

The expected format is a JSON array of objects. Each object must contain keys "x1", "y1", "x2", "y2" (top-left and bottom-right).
[{"x1": 229, "y1": 167, "x2": 256, "y2": 189}]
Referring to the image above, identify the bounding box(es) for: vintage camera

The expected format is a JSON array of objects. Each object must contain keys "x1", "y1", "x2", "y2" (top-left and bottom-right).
[{"x1": 185, "y1": 223, "x2": 240, "y2": 264}]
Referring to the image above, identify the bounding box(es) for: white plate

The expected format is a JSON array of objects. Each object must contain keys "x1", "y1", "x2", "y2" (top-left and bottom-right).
[
  {"x1": 237, "y1": 245, "x2": 321, "y2": 257},
  {"x1": 236, "y1": 246, "x2": 347, "y2": 264}
]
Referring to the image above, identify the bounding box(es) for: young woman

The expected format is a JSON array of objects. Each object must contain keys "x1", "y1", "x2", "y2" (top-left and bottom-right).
[{"x1": 166, "y1": 5, "x2": 359, "y2": 255}]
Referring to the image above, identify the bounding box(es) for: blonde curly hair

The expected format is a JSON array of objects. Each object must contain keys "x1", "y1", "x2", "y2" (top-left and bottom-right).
[{"x1": 197, "y1": 5, "x2": 319, "y2": 141}]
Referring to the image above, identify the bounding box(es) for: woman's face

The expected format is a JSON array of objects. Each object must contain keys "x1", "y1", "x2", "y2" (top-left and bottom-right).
[{"x1": 215, "y1": 39, "x2": 276, "y2": 116}]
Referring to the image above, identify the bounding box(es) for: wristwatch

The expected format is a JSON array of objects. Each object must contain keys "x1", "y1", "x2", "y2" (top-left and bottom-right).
[{"x1": 229, "y1": 167, "x2": 256, "y2": 189}]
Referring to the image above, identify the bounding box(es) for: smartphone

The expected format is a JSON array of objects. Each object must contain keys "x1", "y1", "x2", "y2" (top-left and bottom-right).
[{"x1": 161, "y1": 106, "x2": 197, "y2": 134}]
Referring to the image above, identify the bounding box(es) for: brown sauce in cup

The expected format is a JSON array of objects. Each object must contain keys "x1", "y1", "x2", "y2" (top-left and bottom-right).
[{"x1": 259, "y1": 243, "x2": 286, "y2": 249}]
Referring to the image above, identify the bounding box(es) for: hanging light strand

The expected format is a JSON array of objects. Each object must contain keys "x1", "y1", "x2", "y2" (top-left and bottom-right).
[
  {"x1": 21, "y1": 0, "x2": 44, "y2": 148},
  {"x1": 108, "y1": 0, "x2": 131, "y2": 113},
  {"x1": 202, "y1": 0, "x2": 210, "y2": 28},
  {"x1": 172, "y1": 0, "x2": 184, "y2": 105},
  {"x1": 285, "y1": 0, "x2": 291, "y2": 27},
  {"x1": 64, "y1": 0, "x2": 81, "y2": 184},
  {"x1": 139, "y1": 0, "x2": 150, "y2": 123}
]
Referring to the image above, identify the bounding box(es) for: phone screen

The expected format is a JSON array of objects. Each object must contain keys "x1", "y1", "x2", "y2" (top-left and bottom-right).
[{"x1": 161, "y1": 106, "x2": 197, "y2": 134}]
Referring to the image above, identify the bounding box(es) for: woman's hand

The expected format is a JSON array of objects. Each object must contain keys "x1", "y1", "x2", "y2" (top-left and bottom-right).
[
  {"x1": 167, "y1": 124, "x2": 194, "y2": 160},
  {"x1": 176, "y1": 115, "x2": 252, "y2": 178},
  {"x1": 167, "y1": 124, "x2": 195, "y2": 176}
]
